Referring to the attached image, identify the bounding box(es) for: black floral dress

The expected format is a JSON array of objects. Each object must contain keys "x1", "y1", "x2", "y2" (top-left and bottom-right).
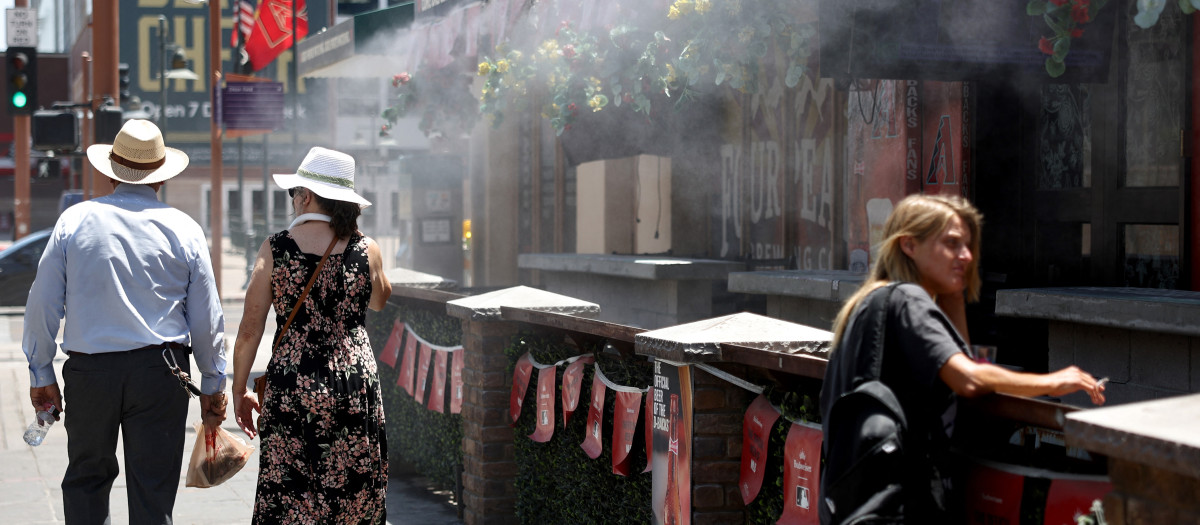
[{"x1": 254, "y1": 231, "x2": 387, "y2": 524}]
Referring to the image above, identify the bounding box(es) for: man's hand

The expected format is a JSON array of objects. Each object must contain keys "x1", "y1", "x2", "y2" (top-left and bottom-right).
[
  {"x1": 30, "y1": 384, "x2": 63, "y2": 420},
  {"x1": 200, "y1": 392, "x2": 227, "y2": 431}
]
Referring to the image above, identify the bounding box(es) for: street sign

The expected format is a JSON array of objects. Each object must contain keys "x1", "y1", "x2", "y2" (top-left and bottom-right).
[
  {"x1": 6, "y1": 8, "x2": 37, "y2": 48},
  {"x1": 220, "y1": 81, "x2": 284, "y2": 131}
]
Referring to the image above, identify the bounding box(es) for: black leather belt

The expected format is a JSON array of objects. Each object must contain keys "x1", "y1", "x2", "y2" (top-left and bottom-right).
[{"x1": 67, "y1": 342, "x2": 191, "y2": 356}]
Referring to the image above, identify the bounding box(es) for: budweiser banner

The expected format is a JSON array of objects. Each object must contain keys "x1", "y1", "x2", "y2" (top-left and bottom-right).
[
  {"x1": 414, "y1": 342, "x2": 433, "y2": 404},
  {"x1": 651, "y1": 360, "x2": 693, "y2": 525},
  {"x1": 529, "y1": 366, "x2": 557, "y2": 442},
  {"x1": 379, "y1": 321, "x2": 404, "y2": 368},
  {"x1": 450, "y1": 349, "x2": 464, "y2": 414},
  {"x1": 580, "y1": 372, "x2": 607, "y2": 459},
  {"x1": 561, "y1": 356, "x2": 594, "y2": 426},
  {"x1": 428, "y1": 347, "x2": 449, "y2": 413},
  {"x1": 964, "y1": 462, "x2": 1025, "y2": 525},
  {"x1": 509, "y1": 352, "x2": 535, "y2": 424},
  {"x1": 612, "y1": 390, "x2": 643, "y2": 476},
  {"x1": 397, "y1": 328, "x2": 419, "y2": 396},
  {"x1": 643, "y1": 387, "x2": 654, "y2": 473},
  {"x1": 1042, "y1": 478, "x2": 1112, "y2": 525},
  {"x1": 778, "y1": 422, "x2": 822, "y2": 525},
  {"x1": 740, "y1": 394, "x2": 783, "y2": 504}
]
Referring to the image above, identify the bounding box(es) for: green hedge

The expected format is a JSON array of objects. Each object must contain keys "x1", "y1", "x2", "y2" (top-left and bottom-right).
[
  {"x1": 366, "y1": 303, "x2": 463, "y2": 490},
  {"x1": 505, "y1": 332, "x2": 654, "y2": 525}
]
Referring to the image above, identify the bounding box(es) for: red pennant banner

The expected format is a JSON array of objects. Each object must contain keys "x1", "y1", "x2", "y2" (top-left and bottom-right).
[
  {"x1": 1042, "y1": 478, "x2": 1112, "y2": 525},
  {"x1": 561, "y1": 356, "x2": 594, "y2": 427},
  {"x1": 642, "y1": 387, "x2": 654, "y2": 474},
  {"x1": 450, "y1": 349, "x2": 464, "y2": 414},
  {"x1": 964, "y1": 462, "x2": 1025, "y2": 525},
  {"x1": 529, "y1": 366, "x2": 557, "y2": 442},
  {"x1": 379, "y1": 321, "x2": 404, "y2": 367},
  {"x1": 612, "y1": 390, "x2": 642, "y2": 476},
  {"x1": 397, "y1": 329, "x2": 418, "y2": 395},
  {"x1": 740, "y1": 394, "x2": 782, "y2": 505},
  {"x1": 778, "y1": 423, "x2": 822, "y2": 525},
  {"x1": 414, "y1": 343, "x2": 433, "y2": 404},
  {"x1": 509, "y1": 353, "x2": 535, "y2": 424},
  {"x1": 428, "y1": 348, "x2": 449, "y2": 413},
  {"x1": 580, "y1": 373, "x2": 606, "y2": 459},
  {"x1": 245, "y1": 0, "x2": 309, "y2": 72}
]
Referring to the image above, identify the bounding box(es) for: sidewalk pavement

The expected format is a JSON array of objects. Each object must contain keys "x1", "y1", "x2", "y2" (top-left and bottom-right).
[{"x1": 0, "y1": 241, "x2": 461, "y2": 524}]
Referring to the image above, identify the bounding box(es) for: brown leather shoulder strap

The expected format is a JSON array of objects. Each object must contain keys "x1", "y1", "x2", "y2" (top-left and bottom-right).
[{"x1": 272, "y1": 236, "x2": 338, "y2": 351}]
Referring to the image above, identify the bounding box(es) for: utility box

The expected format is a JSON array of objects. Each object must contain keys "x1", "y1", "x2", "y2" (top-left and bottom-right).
[{"x1": 32, "y1": 110, "x2": 78, "y2": 151}]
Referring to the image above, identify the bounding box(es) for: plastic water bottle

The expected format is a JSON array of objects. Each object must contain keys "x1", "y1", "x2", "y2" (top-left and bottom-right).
[{"x1": 23, "y1": 406, "x2": 60, "y2": 446}]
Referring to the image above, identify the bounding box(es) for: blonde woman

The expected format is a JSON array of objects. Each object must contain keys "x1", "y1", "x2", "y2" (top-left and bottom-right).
[{"x1": 818, "y1": 194, "x2": 1105, "y2": 524}]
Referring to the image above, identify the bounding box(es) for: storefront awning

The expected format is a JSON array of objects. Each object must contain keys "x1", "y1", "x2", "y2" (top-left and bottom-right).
[{"x1": 297, "y1": 2, "x2": 415, "y2": 79}]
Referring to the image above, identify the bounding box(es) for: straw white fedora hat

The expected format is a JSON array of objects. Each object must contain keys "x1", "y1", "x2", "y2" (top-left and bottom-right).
[
  {"x1": 273, "y1": 147, "x2": 371, "y2": 208},
  {"x1": 86, "y1": 119, "x2": 189, "y2": 184}
]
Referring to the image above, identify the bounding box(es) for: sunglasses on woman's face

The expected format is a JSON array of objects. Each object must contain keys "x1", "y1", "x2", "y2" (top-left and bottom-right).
[{"x1": 288, "y1": 188, "x2": 299, "y2": 198}]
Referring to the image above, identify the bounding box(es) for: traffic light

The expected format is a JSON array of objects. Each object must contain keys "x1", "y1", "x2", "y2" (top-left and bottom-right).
[
  {"x1": 32, "y1": 109, "x2": 78, "y2": 151},
  {"x1": 8, "y1": 46, "x2": 37, "y2": 114},
  {"x1": 118, "y1": 63, "x2": 131, "y2": 103},
  {"x1": 94, "y1": 104, "x2": 123, "y2": 144}
]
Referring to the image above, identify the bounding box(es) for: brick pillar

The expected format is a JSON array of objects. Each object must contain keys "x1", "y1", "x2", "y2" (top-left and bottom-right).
[
  {"x1": 458, "y1": 318, "x2": 520, "y2": 525},
  {"x1": 446, "y1": 285, "x2": 600, "y2": 525},
  {"x1": 691, "y1": 363, "x2": 756, "y2": 525}
]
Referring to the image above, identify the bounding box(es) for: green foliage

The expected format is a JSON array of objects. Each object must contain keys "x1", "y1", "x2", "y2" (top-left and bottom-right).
[
  {"x1": 744, "y1": 383, "x2": 822, "y2": 524},
  {"x1": 366, "y1": 304, "x2": 463, "y2": 490},
  {"x1": 504, "y1": 332, "x2": 654, "y2": 525}
]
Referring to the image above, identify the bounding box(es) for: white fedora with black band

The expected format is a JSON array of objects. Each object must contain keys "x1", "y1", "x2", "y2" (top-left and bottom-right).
[
  {"x1": 273, "y1": 147, "x2": 372, "y2": 208},
  {"x1": 86, "y1": 119, "x2": 189, "y2": 184}
]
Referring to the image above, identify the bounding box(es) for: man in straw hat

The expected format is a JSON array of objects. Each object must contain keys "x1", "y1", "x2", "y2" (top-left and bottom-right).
[{"x1": 23, "y1": 119, "x2": 227, "y2": 524}]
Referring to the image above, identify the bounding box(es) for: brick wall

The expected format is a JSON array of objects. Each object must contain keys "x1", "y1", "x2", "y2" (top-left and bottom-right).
[
  {"x1": 691, "y1": 364, "x2": 758, "y2": 524},
  {"x1": 459, "y1": 318, "x2": 520, "y2": 525},
  {"x1": 1047, "y1": 322, "x2": 1200, "y2": 405},
  {"x1": 1103, "y1": 459, "x2": 1200, "y2": 525}
]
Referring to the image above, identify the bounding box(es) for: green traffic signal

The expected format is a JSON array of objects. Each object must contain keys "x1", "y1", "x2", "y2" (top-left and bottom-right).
[{"x1": 11, "y1": 91, "x2": 26, "y2": 108}]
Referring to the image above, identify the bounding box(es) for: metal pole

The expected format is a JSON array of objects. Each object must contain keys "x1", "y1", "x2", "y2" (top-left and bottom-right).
[
  {"x1": 158, "y1": 15, "x2": 169, "y2": 203},
  {"x1": 82, "y1": 51, "x2": 93, "y2": 198},
  {"x1": 291, "y1": 0, "x2": 299, "y2": 163},
  {"x1": 209, "y1": 0, "x2": 224, "y2": 297}
]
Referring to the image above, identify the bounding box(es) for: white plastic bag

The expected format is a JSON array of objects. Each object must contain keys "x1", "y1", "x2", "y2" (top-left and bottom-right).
[{"x1": 185, "y1": 422, "x2": 254, "y2": 488}]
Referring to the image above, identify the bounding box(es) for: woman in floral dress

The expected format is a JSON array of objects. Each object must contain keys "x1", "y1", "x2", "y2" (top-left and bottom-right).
[{"x1": 230, "y1": 147, "x2": 393, "y2": 524}]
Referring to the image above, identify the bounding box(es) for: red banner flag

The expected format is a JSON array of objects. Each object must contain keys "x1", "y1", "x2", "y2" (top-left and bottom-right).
[
  {"x1": 245, "y1": 0, "x2": 309, "y2": 72},
  {"x1": 414, "y1": 342, "x2": 433, "y2": 404},
  {"x1": 642, "y1": 387, "x2": 654, "y2": 474},
  {"x1": 740, "y1": 394, "x2": 782, "y2": 505},
  {"x1": 778, "y1": 423, "x2": 822, "y2": 525},
  {"x1": 612, "y1": 390, "x2": 642, "y2": 476},
  {"x1": 450, "y1": 349, "x2": 464, "y2": 414},
  {"x1": 529, "y1": 366, "x2": 557, "y2": 442},
  {"x1": 397, "y1": 328, "x2": 418, "y2": 395},
  {"x1": 509, "y1": 353, "x2": 535, "y2": 424},
  {"x1": 964, "y1": 462, "x2": 1025, "y2": 525},
  {"x1": 580, "y1": 373, "x2": 606, "y2": 459},
  {"x1": 1042, "y1": 478, "x2": 1111, "y2": 525},
  {"x1": 561, "y1": 356, "x2": 594, "y2": 427},
  {"x1": 379, "y1": 321, "x2": 404, "y2": 367},
  {"x1": 427, "y1": 349, "x2": 449, "y2": 413}
]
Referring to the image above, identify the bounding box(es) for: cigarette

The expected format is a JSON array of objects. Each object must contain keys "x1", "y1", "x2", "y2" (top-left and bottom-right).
[{"x1": 1096, "y1": 377, "x2": 1109, "y2": 388}]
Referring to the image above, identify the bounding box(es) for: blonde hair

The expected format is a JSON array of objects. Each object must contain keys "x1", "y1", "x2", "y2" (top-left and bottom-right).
[{"x1": 831, "y1": 194, "x2": 983, "y2": 346}]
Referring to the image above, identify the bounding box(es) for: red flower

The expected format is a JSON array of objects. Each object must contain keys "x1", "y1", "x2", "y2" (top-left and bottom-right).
[
  {"x1": 1071, "y1": 4, "x2": 1090, "y2": 23},
  {"x1": 391, "y1": 73, "x2": 411, "y2": 87},
  {"x1": 567, "y1": 103, "x2": 577, "y2": 111},
  {"x1": 1049, "y1": 0, "x2": 1068, "y2": 5},
  {"x1": 622, "y1": 93, "x2": 633, "y2": 103},
  {"x1": 1071, "y1": 28, "x2": 1084, "y2": 38},
  {"x1": 562, "y1": 45, "x2": 577, "y2": 59},
  {"x1": 1038, "y1": 36, "x2": 1055, "y2": 55}
]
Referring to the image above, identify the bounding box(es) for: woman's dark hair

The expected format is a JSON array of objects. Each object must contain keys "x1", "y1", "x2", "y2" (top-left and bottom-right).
[{"x1": 308, "y1": 190, "x2": 361, "y2": 239}]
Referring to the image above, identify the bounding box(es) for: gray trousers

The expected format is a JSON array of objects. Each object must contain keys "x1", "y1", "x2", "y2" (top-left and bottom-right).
[{"x1": 61, "y1": 345, "x2": 191, "y2": 525}]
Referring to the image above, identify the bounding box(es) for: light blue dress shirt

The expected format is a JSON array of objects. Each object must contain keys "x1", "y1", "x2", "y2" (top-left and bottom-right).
[{"x1": 23, "y1": 184, "x2": 227, "y2": 394}]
